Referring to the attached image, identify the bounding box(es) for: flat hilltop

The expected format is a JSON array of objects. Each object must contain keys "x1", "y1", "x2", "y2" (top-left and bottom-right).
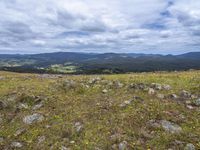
[{"x1": 0, "y1": 71, "x2": 200, "y2": 150}]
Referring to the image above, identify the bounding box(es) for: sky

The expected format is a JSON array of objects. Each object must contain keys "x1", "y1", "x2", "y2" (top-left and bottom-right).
[{"x1": 0, "y1": 0, "x2": 200, "y2": 54}]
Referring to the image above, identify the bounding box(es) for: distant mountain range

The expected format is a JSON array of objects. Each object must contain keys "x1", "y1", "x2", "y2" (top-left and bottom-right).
[{"x1": 0, "y1": 52, "x2": 200, "y2": 74}]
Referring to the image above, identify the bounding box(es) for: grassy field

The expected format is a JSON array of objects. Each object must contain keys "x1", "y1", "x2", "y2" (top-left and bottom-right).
[{"x1": 0, "y1": 71, "x2": 200, "y2": 150}]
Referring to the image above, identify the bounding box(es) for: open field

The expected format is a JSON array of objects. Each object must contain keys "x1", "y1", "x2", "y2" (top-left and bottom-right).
[{"x1": 0, "y1": 71, "x2": 200, "y2": 150}]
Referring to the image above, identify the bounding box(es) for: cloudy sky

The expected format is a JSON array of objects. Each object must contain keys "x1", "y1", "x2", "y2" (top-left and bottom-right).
[{"x1": 0, "y1": 0, "x2": 200, "y2": 54}]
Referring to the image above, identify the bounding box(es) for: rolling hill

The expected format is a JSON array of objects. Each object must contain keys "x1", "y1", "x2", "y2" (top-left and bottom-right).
[{"x1": 0, "y1": 52, "x2": 200, "y2": 74}]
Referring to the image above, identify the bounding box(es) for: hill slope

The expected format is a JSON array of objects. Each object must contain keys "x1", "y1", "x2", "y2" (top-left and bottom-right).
[
  {"x1": 0, "y1": 71, "x2": 200, "y2": 149},
  {"x1": 0, "y1": 52, "x2": 200, "y2": 74}
]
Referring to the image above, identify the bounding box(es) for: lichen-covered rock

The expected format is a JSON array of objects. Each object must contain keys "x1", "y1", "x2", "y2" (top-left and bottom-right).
[
  {"x1": 151, "y1": 83, "x2": 162, "y2": 90},
  {"x1": 148, "y1": 88, "x2": 155, "y2": 95},
  {"x1": 11, "y1": 142, "x2": 23, "y2": 148},
  {"x1": 14, "y1": 128, "x2": 26, "y2": 137},
  {"x1": 160, "y1": 120, "x2": 182, "y2": 134},
  {"x1": 74, "y1": 122, "x2": 84, "y2": 133},
  {"x1": 180, "y1": 90, "x2": 191, "y2": 98},
  {"x1": 0, "y1": 137, "x2": 4, "y2": 143},
  {"x1": 169, "y1": 94, "x2": 178, "y2": 99},
  {"x1": 0, "y1": 100, "x2": 7, "y2": 109},
  {"x1": 38, "y1": 136, "x2": 46, "y2": 144},
  {"x1": 157, "y1": 94, "x2": 165, "y2": 99},
  {"x1": 194, "y1": 98, "x2": 200, "y2": 106},
  {"x1": 184, "y1": 143, "x2": 196, "y2": 150},
  {"x1": 162, "y1": 84, "x2": 172, "y2": 90},
  {"x1": 118, "y1": 141, "x2": 128, "y2": 150},
  {"x1": 102, "y1": 89, "x2": 108, "y2": 93},
  {"x1": 32, "y1": 103, "x2": 43, "y2": 110},
  {"x1": 23, "y1": 113, "x2": 44, "y2": 124}
]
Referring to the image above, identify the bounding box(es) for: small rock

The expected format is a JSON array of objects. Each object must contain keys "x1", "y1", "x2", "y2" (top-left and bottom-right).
[
  {"x1": 186, "y1": 105, "x2": 194, "y2": 110},
  {"x1": 160, "y1": 120, "x2": 182, "y2": 134},
  {"x1": 148, "y1": 88, "x2": 155, "y2": 95},
  {"x1": 23, "y1": 113, "x2": 44, "y2": 124},
  {"x1": 89, "y1": 77, "x2": 101, "y2": 84},
  {"x1": 110, "y1": 133, "x2": 122, "y2": 143},
  {"x1": 194, "y1": 98, "x2": 200, "y2": 106},
  {"x1": 169, "y1": 94, "x2": 178, "y2": 99},
  {"x1": 111, "y1": 144, "x2": 118, "y2": 149},
  {"x1": 151, "y1": 83, "x2": 162, "y2": 90},
  {"x1": 11, "y1": 142, "x2": 23, "y2": 148},
  {"x1": 60, "y1": 146, "x2": 70, "y2": 150},
  {"x1": 191, "y1": 95, "x2": 198, "y2": 99},
  {"x1": 147, "y1": 120, "x2": 161, "y2": 128},
  {"x1": 180, "y1": 90, "x2": 191, "y2": 98},
  {"x1": 102, "y1": 89, "x2": 108, "y2": 94},
  {"x1": 0, "y1": 137, "x2": 4, "y2": 143},
  {"x1": 0, "y1": 76, "x2": 4, "y2": 80},
  {"x1": 163, "y1": 84, "x2": 172, "y2": 90},
  {"x1": 0, "y1": 101, "x2": 7, "y2": 109},
  {"x1": 0, "y1": 116, "x2": 3, "y2": 124},
  {"x1": 118, "y1": 141, "x2": 128, "y2": 150},
  {"x1": 74, "y1": 122, "x2": 83, "y2": 133},
  {"x1": 18, "y1": 103, "x2": 29, "y2": 109},
  {"x1": 184, "y1": 143, "x2": 196, "y2": 150},
  {"x1": 38, "y1": 136, "x2": 46, "y2": 144},
  {"x1": 14, "y1": 129, "x2": 26, "y2": 137},
  {"x1": 130, "y1": 83, "x2": 147, "y2": 90},
  {"x1": 114, "y1": 81, "x2": 124, "y2": 88},
  {"x1": 157, "y1": 94, "x2": 165, "y2": 99},
  {"x1": 70, "y1": 141, "x2": 75, "y2": 144},
  {"x1": 32, "y1": 103, "x2": 43, "y2": 110},
  {"x1": 119, "y1": 100, "x2": 132, "y2": 107},
  {"x1": 185, "y1": 100, "x2": 192, "y2": 104}
]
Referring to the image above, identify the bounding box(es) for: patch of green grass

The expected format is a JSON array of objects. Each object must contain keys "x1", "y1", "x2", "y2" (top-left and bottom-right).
[{"x1": 0, "y1": 70, "x2": 200, "y2": 149}]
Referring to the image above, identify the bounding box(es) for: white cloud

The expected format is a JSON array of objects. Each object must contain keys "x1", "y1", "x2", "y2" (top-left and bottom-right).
[{"x1": 0, "y1": 0, "x2": 200, "y2": 54}]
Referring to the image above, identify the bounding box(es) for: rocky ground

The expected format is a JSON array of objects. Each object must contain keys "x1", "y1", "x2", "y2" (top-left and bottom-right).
[{"x1": 0, "y1": 71, "x2": 200, "y2": 150}]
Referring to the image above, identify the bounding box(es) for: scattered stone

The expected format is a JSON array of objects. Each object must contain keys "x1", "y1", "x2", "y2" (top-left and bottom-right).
[
  {"x1": 169, "y1": 94, "x2": 178, "y2": 99},
  {"x1": 32, "y1": 103, "x2": 43, "y2": 110},
  {"x1": 111, "y1": 144, "x2": 118, "y2": 149},
  {"x1": 130, "y1": 83, "x2": 147, "y2": 90},
  {"x1": 0, "y1": 76, "x2": 4, "y2": 80},
  {"x1": 23, "y1": 113, "x2": 44, "y2": 124},
  {"x1": 102, "y1": 89, "x2": 108, "y2": 94},
  {"x1": 191, "y1": 95, "x2": 198, "y2": 99},
  {"x1": 160, "y1": 120, "x2": 182, "y2": 134},
  {"x1": 148, "y1": 88, "x2": 155, "y2": 95},
  {"x1": 14, "y1": 129, "x2": 26, "y2": 137},
  {"x1": 185, "y1": 100, "x2": 192, "y2": 104},
  {"x1": 0, "y1": 100, "x2": 7, "y2": 109},
  {"x1": 147, "y1": 120, "x2": 161, "y2": 128},
  {"x1": 61, "y1": 146, "x2": 70, "y2": 150},
  {"x1": 38, "y1": 136, "x2": 46, "y2": 144},
  {"x1": 74, "y1": 122, "x2": 84, "y2": 133},
  {"x1": 151, "y1": 83, "x2": 162, "y2": 90},
  {"x1": 163, "y1": 84, "x2": 172, "y2": 90},
  {"x1": 11, "y1": 142, "x2": 23, "y2": 148},
  {"x1": 63, "y1": 80, "x2": 77, "y2": 89},
  {"x1": 119, "y1": 100, "x2": 132, "y2": 107},
  {"x1": 194, "y1": 98, "x2": 200, "y2": 106},
  {"x1": 0, "y1": 137, "x2": 4, "y2": 143},
  {"x1": 114, "y1": 81, "x2": 124, "y2": 88},
  {"x1": 70, "y1": 141, "x2": 75, "y2": 144},
  {"x1": 18, "y1": 103, "x2": 29, "y2": 109},
  {"x1": 0, "y1": 116, "x2": 3, "y2": 124},
  {"x1": 180, "y1": 90, "x2": 191, "y2": 98},
  {"x1": 157, "y1": 94, "x2": 165, "y2": 99},
  {"x1": 110, "y1": 133, "x2": 122, "y2": 143},
  {"x1": 118, "y1": 141, "x2": 128, "y2": 150},
  {"x1": 89, "y1": 77, "x2": 102, "y2": 84},
  {"x1": 186, "y1": 105, "x2": 194, "y2": 110},
  {"x1": 184, "y1": 143, "x2": 196, "y2": 150}
]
